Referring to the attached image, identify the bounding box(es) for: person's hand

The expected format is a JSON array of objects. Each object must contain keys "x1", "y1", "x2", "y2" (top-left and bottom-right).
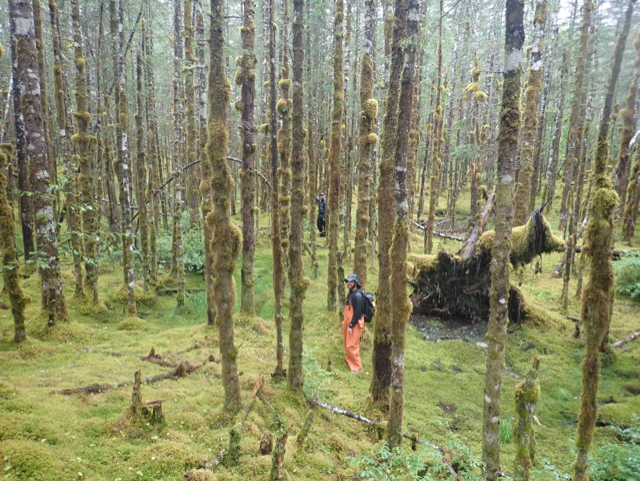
[{"x1": 348, "y1": 327, "x2": 353, "y2": 335}]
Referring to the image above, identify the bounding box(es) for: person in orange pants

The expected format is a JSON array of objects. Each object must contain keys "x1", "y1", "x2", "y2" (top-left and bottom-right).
[{"x1": 343, "y1": 274, "x2": 365, "y2": 373}]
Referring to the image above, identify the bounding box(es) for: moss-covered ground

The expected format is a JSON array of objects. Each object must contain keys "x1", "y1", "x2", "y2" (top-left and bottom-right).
[{"x1": 1, "y1": 189, "x2": 639, "y2": 480}]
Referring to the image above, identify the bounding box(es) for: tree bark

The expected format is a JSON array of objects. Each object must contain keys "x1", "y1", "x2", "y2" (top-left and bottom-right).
[
  {"x1": 207, "y1": 0, "x2": 242, "y2": 413},
  {"x1": 10, "y1": 0, "x2": 69, "y2": 325},
  {"x1": 482, "y1": 0, "x2": 524, "y2": 478},
  {"x1": 238, "y1": 0, "x2": 257, "y2": 314},
  {"x1": 326, "y1": 0, "x2": 344, "y2": 312},
  {"x1": 287, "y1": 0, "x2": 308, "y2": 394},
  {"x1": 574, "y1": 1, "x2": 636, "y2": 478}
]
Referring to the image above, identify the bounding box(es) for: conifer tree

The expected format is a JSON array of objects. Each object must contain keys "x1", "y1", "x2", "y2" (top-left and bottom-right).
[
  {"x1": 71, "y1": 0, "x2": 99, "y2": 302},
  {"x1": 287, "y1": 0, "x2": 309, "y2": 393},
  {"x1": 353, "y1": 0, "x2": 377, "y2": 287},
  {"x1": 237, "y1": 0, "x2": 257, "y2": 314},
  {"x1": 574, "y1": 1, "x2": 636, "y2": 478},
  {"x1": 482, "y1": 0, "x2": 524, "y2": 477},
  {"x1": 10, "y1": 0, "x2": 69, "y2": 325},
  {"x1": 388, "y1": 0, "x2": 417, "y2": 449},
  {"x1": 513, "y1": 0, "x2": 547, "y2": 226},
  {"x1": 207, "y1": 0, "x2": 242, "y2": 413},
  {"x1": 326, "y1": 0, "x2": 344, "y2": 311}
]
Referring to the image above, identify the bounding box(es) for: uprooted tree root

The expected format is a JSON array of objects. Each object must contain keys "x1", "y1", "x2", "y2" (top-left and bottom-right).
[{"x1": 411, "y1": 210, "x2": 564, "y2": 323}]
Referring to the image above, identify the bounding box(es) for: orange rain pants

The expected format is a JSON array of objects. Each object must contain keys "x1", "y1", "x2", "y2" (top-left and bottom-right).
[{"x1": 343, "y1": 303, "x2": 364, "y2": 372}]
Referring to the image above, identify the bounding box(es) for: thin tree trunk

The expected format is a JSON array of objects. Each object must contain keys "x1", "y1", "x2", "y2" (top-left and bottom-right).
[
  {"x1": 574, "y1": 1, "x2": 635, "y2": 478},
  {"x1": 208, "y1": 0, "x2": 242, "y2": 413},
  {"x1": 71, "y1": 0, "x2": 99, "y2": 302},
  {"x1": 10, "y1": 0, "x2": 69, "y2": 325},
  {"x1": 513, "y1": 0, "x2": 547, "y2": 226},
  {"x1": 326, "y1": 0, "x2": 344, "y2": 311},
  {"x1": 239, "y1": 0, "x2": 257, "y2": 314},
  {"x1": 387, "y1": 0, "x2": 417, "y2": 449},
  {"x1": 482, "y1": 0, "x2": 524, "y2": 478},
  {"x1": 353, "y1": 0, "x2": 377, "y2": 288},
  {"x1": 287, "y1": 0, "x2": 308, "y2": 393},
  {"x1": 134, "y1": 50, "x2": 149, "y2": 291}
]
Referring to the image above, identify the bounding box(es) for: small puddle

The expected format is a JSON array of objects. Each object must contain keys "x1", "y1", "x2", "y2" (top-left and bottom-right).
[{"x1": 411, "y1": 314, "x2": 488, "y2": 346}]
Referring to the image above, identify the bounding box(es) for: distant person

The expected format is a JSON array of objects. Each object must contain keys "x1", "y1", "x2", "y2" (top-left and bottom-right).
[
  {"x1": 343, "y1": 274, "x2": 365, "y2": 373},
  {"x1": 315, "y1": 192, "x2": 326, "y2": 237}
]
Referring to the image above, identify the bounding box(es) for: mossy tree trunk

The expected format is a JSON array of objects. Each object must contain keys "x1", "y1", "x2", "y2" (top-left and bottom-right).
[
  {"x1": 71, "y1": 0, "x2": 99, "y2": 302},
  {"x1": 49, "y1": 0, "x2": 84, "y2": 298},
  {"x1": 481, "y1": 0, "x2": 524, "y2": 478},
  {"x1": 238, "y1": 0, "x2": 257, "y2": 315},
  {"x1": 387, "y1": 0, "x2": 417, "y2": 449},
  {"x1": 207, "y1": 0, "x2": 242, "y2": 413},
  {"x1": 278, "y1": 0, "x2": 292, "y2": 276},
  {"x1": 353, "y1": 0, "x2": 377, "y2": 288},
  {"x1": 514, "y1": 358, "x2": 540, "y2": 480},
  {"x1": 622, "y1": 143, "x2": 640, "y2": 245},
  {"x1": 306, "y1": 15, "x2": 319, "y2": 279},
  {"x1": 558, "y1": 0, "x2": 592, "y2": 237},
  {"x1": 541, "y1": 51, "x2": 568, "y2": 208},
  {"x1": 113, "y1": 0, "x2": 136, "y2": 316},
  {"x1": 513, "y1": 0, "x2": 546, "y2": 226},
  {"x1": 425, "y1": 0, "x2": 444, "y2": 255},
  {"x1": 370, "y1": 0, "x2": 403, "y2": 408},
  {"x1": 134, "y1": 50, "x2": 149, "y2": 291},
  {"x1": 142, "y1": 16, "x2": 158, "y2": 288},
  {"x1": 172, "y1": 0, "x2": 186, "y2": 307},
  {"x1": 326, "y1": 0, "x2": 344, "y2": 312},
  {"x1": 10, "y1": 0, "x2": 69, "y2": 325},
  {"x1": 0, "y1": 143, "x2": 28, "y2": 343},
  {"x1": 287, "y1": 0, "x2": 308, "y2": 394},
  {"x1": 614, "y1": 33, "x2": 640, "y2": 208},
  {"x1": 267, "y1": 0, "x2": 286, "y2": 378},
  {"x1": 574, "y1": 1, "x2": 635, "y2": 478}
]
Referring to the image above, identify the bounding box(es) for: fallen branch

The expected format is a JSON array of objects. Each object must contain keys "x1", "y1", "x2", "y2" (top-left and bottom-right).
[
  {"x1": 611, "y1": 329, "x2": 640, "y2": 349},
  {"x1": 56, "y1": 357, "x2": 212, "y2": 395},
  {"x1": 411, "y1": 221, "x2": 465, "y2": 242},
  {"x1": 141, "y1": 347, "x2": 179, "y2": 368},
  {"x1": 457, "y1": 187, "x2": 496, "y2": 260}
]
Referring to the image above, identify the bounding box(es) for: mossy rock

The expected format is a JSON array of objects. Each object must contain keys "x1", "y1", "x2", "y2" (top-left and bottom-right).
[
  {"x1": 185, "y1": 469, "x2": 216, "y2": 481},
  {"x1": 107, "y1": 284, "x2": 156, "y2": 307},
  {"x1": 116, "y1": 316, "x2": 149, "y2": 331},
  {"x1": 27, "y1": 319, "x2": 94, "y2": 344},
  {"x1": 128, "y1": 440, "x2": 205, "y2": 476},
  {"x1": 71, "y1": 298, "x2": 110, "y2": 322}
]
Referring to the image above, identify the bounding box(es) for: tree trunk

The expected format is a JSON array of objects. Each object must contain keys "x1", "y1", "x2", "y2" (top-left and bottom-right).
[
  {"x1": 208, "y1": 0, "x2": 242, "y2": 413},
  {"x1": 353, "y1": 0, "x2": 377, "y2": 288},
  {"x1": 10, "y1": 0, "x2": 69, "y2": 325},
  {"x1": 238, "y1": 0, "x2": 257, "y2": 314},
  {"x1": 71, "y1": 0, "x2": 99, "y2": 302},
  {"x1": 326, "y1": 0, "x2": 344, "y2": 312},
  {"x1": 574, "y1": 1, "x2": 635, "y2": 478},
  {"x1": 0, "y1": 144, "x2": 28, "y2": 343},
  {"x1": 558, "y1": 0, "x2": 592, "y2": 237},
  {"x1": 425, "y1": 0, "x2": 444, "y2": 254},
  {"x1": 134, "y1": 50, "x2": 149, "y2": 291},
  {"x1": 614, "y1": 33, "x2": 640, "y2": 208},
  {"x1": 482, "y1": 0, "x2": 524, "y2": 478},
  {"x1": 514, "y1": 358, "x2": 540, "y2": 480},
  {"x1": 513, "y1": 0, "x2": 547, "y2": 226},
  {"x1": 267, "y1": 0, "x2": 285, "y2": 378},
  {"x1": 287, "y1": 0, "x2": 308, "y2": 394},
  {"x1": 370, "y1": 0, "x2": 404, "y2": 407},
  {"x1": 387, "y1": 0, "x2": 417, "y2": 449}
]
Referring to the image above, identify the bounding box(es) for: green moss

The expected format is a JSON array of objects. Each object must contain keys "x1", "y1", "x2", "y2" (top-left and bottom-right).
[{"x1": 116, "y1": 316, "x2": 150, "y2": 331}]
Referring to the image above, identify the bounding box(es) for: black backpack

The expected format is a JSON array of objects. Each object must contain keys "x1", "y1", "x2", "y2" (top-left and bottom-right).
[{"x1": 359, "y1": 290, "x2": 376, "y2": 323}]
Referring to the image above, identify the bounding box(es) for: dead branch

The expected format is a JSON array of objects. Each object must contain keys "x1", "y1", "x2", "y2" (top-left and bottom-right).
[
  {"x1": 56, "y1": 357, "x2": 212, "y2": 395},
  {"x1": 457, "y1": 187, "x2": 496, "y2": 260},
  {"x1": 611, "y1": 329, "x2": 640, "y2": 349},
  {"x1": 141, "y1": 347, "x2": 179, "y2": 367},
  {"x1": 411, "y1": 221, "x2": 465, "y2": 241}
]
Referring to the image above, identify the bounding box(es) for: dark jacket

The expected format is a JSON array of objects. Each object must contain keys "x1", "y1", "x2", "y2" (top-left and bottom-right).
[
  {"x1": 316, "y1": 197, "x2": 326, "y2": 218},
  {"x1": 346, "y1": 289, "x2": 365, "y2": 328}
]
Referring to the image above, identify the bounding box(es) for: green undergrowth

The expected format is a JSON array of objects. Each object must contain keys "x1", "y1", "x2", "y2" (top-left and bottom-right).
[{"x1": 1, "y1": 200, "x2": 639, "y2": 480}]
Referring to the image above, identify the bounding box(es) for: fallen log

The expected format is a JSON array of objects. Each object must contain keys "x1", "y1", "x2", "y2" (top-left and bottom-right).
[
  {"x1": 307, "y1": 398, "x2": 459, "y2": 477},
  {"x1": 411, "y1": 208, "x2": 565, "y2": 324},
  {"x1": 611, "y1": 329, "x2": 640, "y2": 349},
  {"x1": 141, "y1": 347, "x2": 179, "y2": 368},
  {"x1": 56, "y1": 357, "x2": 212, "y2": 395},
  {"x1": 411, "y1": 221, "x2": 465, "y2": 242}
]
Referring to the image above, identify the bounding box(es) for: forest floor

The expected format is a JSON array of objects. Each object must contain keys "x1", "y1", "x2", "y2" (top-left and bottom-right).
[{"x1": 1, "y1": 190, "x2": 640, "y2": 480}]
